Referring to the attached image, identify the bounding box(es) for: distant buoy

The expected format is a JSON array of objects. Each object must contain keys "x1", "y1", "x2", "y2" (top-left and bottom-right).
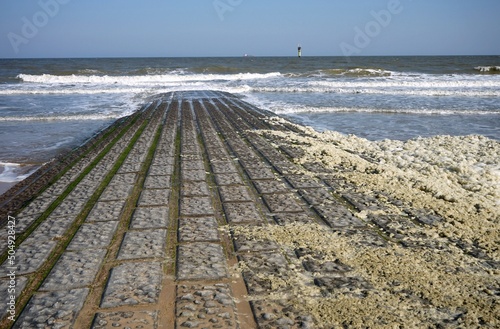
[{"x1": 298, "y1": 45, "x2": 302, "y2": 58}]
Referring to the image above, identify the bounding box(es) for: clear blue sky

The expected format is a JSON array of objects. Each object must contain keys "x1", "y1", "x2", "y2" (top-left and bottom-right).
[{"x1": 1, "y1": 0, "x2": 499, "y2": 58}]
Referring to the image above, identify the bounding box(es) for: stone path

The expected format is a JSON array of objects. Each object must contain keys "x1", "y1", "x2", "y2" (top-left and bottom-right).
[{"x1": 1, "y1": 91, "x2": 497, "y2": 328}]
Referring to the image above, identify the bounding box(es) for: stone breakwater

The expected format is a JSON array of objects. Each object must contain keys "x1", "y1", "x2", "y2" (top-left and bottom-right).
[{"x1": 0, "y1": 91, "x2": 498, "y2": 328}]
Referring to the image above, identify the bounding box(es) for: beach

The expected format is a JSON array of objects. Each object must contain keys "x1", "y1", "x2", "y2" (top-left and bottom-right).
[
  {"x1": 1, "y1": 56, "x2": 499, "y2": 196},
  {"x1": 0, "y1": 57, "x2": 499, "y2": 327},
  {"x1": 0, "y1": 91, "x2": 498, "y2": 328}
]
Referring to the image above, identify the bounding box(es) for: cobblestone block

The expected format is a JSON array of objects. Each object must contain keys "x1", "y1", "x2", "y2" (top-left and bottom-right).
[
  {"x1": 144, "y1": 175, "x2": 172, "y2": 189},
  {"x1": 68, "y1": 185, "x2": 96, "y2": 200},
  {"x1": 87, "y1": 201, "x2": 126, "y2": 222},
  {"x1": 181, "y1": 144, "x2": 201, "y2": 155},
  {"x1": 233, "y1": 233, "x2": 279, "y2": 253},
  {"x1": 32, "y1": 215, "x2": 76, "y2": 241},
  {"x1": 219, "y1": 185, "x2": 252, "y2": 202},
  {"x1": 177, "y1": 243, "x2": 228, "y2": 280},
  {"x1": 253, "y1": 179, "x2": 290, "y2": 194},
  {"x1": 262, "y1": 193, "x2": 304, "y2": 213},
  {"x1": 100, "y1": 184, "x2": 134, "y2": 201},
  {"x1": 182, "y1": 181, "x2": 210, "y2": 197},
  {"x1": 176, "y1": 284, "x2": 238, "y2": 329},
  {"x1": 109, "y1": 173, "x2": 138, "y2": 186},
  {"x1": 92, "y1": 311, "x2": 158, "y2": 329},
  {"x1": 68, "y1": 221, "x2": 119, "y2": 250},
  {"x1": 286, "y1": 175, "x2": 323, "y2": 189},
  {"x1": 179, "y1": 217, "x2": 220, "y2": 242},
  {"x1": 215, "y1": 173, "x2": 244, "y2": 186},
  {"x1": 13, "y1": 214, "x2": 40, "y2": 235},
  {"x1": 37, "y1": 182, "x2": 69, "y2": 200},
  {"x1": 13, "y1": 288, "x2": 89, "y2": 329},
  {"x1": 180, "y1": 197, "x2": 214, "y2": 217},
  {"x1": 49, "y1": 198, "x2": 86, "y2": 217},
  {"x1": 314, "y1": 204, "x2": 365, "y2": 228},
  {"x1": 181, "y1": 160, "x2": 205, "y2": 171},
  {"x1": 130, "y1": 207, "x2": 169, "y2": 229},
  {"x1": 273, "y1": 212, "x2": 315, "y2": 225},
  {"x1": 148, "y1": 165, "x2": 174, "y2": 176},
  {"x1": 138, "y1": 189, "x2": 170, "y2": 207},
  {"x1": 41, "y1": 249, "x2": 106, "y2": 291},
  {"x1": 152, "y1": 155, "x2": 174, "y2": 166},
  {"x1": 223, "y1": 202, "x2": 263, "y2": 224},
  {"x1": 182, "y1": 170, "x2": 207, "y2": 182},
  {"x1": 101, "y1": 262, "x2": 162, "y2": 308},
  {"x1": 251, "y1": 299, "x2": 313, "y2": 329},
  {"x1": 239, "y1": 157, "x2": 269, "y2": 169},
  {"x1": 16, "y1": 197, "x2": 54, "y2": 217},
  {"x1": 117, "y1": 162, "x2": 143, "y2": 173},
  {"x1": 207, "y1": 149, "x2": 231, "y2": 162},
  {"x1": 245, "y1": 167, "x2": 276, "y2": 180},
  {"x1": 240, "y1": 252, "x2": 291, "y2": 295},
  {"x1": 211, "y1": 161, "x2": 238, "y2": 174},
  {"x1": 117, "y1": 229, "x2": 167, "y2": 260},
  {"x1": 299, "y1": 188, "x2": 339, "y2": 206}
]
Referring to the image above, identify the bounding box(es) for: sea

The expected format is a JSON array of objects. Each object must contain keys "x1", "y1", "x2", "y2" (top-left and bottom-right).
[{"x1": 0, "y1": 56, "x2": 499, "y2": 194}]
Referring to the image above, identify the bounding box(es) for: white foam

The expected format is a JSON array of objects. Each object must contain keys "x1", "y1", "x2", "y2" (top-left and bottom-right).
[
  {"x1": 475, "y1": 66, "x2": 500, "y2": 72},
  {"x1": 250, "y1": 76, "x2": 500, "y2": 97},
  {"x1": 269, "y1": 105, "x2": 500, "y2": 116},
  {"x1": 17, "y1": 72, "x2": 281, "y2": 85},
  {"x1": 0, "y1": 163, "x2": 38, "y2": 183},
  {"x1": 0, "y1": 113, "x2": 126, "y2": 122},
  {"x1": 0, "y1": 87, "x2": 148, "y2": 95},
  {"x1": 8, "y1": 71, "x2": 500, "y2": 100}
]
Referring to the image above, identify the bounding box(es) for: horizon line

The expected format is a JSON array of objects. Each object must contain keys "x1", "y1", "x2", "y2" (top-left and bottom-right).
[{"x1": 1, "y1": 54, "x2": 499, "y2": 60}]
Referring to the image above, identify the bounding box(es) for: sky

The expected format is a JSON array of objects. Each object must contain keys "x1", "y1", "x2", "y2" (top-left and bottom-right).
[{"x1": 1, "y1": 0, "x2": 499, "y2": 58}]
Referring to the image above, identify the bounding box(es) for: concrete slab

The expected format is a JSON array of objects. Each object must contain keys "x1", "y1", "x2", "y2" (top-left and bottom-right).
[
  {"x1": 92, "y1": 311, "x2": 159, "y2": 329},
  {"x1": 177, "y1": 243, "x2": 227, "y2": 280},
  {"x1": 41, "y1": 249, "x2": 106, "y2": 291},
  {"x1": 87, "y1": 201, "x2": 126, "y2": 222},
  {"x1": 143, "y1": 175, "x2": 171, "y2": 189},
  {"x1": 180, "y1": 197, "x2": 214, "y2": 217},
  {"x1": 130, "y1": 207, "x2": 169, "y2": 229},
  {"x1": 137, "y1": 189, "x2": 170, "y2": 207},
  {"x1": 117, "y1": 229, "x2": 167, "y2": 260},
  {"x1": 175, "y1": 284, "x2": 238, "y2": 329},
  {"x1": 13, "y1": 288, "x2": 89, "y2": 329},
  {"x1": 68, "y1": 221, "x2": 119, "y2": 250},
  {"x1": 223, "y1": 202, "x2": 263, "y2": 224},
  {"x1": 101, "y1": 262, "x2": 163, "y2": 308},
  {"x1": 178, "y1": 217, "x2": 219, "y2": 242}
]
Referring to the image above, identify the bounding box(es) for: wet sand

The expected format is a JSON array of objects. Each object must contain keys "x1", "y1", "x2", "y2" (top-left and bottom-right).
[{"x1": 0, "y1": 91, "x2": 498, "y2": 328}]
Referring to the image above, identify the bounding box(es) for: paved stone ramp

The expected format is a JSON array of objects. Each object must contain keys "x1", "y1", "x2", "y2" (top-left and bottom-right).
[{"x1": 2, "y1": 91, "x2": 494, "y2": 328}]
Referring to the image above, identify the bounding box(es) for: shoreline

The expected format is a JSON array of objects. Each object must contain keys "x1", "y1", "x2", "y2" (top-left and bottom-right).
[
  {"x1": 0, "y1": 111, "x2": 139, "y2": 223},
  {"x1": 0, "y1": 163, "x2": 41, "y2": 196}
]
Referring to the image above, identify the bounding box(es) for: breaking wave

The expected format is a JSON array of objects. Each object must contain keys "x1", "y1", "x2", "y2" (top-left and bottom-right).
[
  {"x1": 474, "y1": 66, "x2": 500, "y2": 73},
  {"x1": 0, "y1": 113, "x2": 126, "y2": 122},
  {"x1": 270, "y1": 105, "x2": 500, "y2": 116},
  {"x1": 16, "y1": 72, "x2": 282, "y2": 84}
]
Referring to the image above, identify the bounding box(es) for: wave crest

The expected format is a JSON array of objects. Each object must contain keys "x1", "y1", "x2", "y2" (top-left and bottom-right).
[
  {"x1": 0, "y1": 113, "x2": 124, "y2": 122},
  {"x1": 474, "y1": 66, "x2": 500, "y2": 73},
  {"x1": 16, "y1": 72, "x2": 281, "y2": 85}
]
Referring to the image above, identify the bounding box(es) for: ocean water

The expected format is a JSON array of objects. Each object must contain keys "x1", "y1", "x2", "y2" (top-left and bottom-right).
[{"x1": 1, "y1": 56, "x2": 499, "y2": 193}]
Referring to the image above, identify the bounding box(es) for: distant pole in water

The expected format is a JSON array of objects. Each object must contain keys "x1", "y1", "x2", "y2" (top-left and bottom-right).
[{"x1": 298, "y1": 44, "x2": 302, "y2": 58}]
